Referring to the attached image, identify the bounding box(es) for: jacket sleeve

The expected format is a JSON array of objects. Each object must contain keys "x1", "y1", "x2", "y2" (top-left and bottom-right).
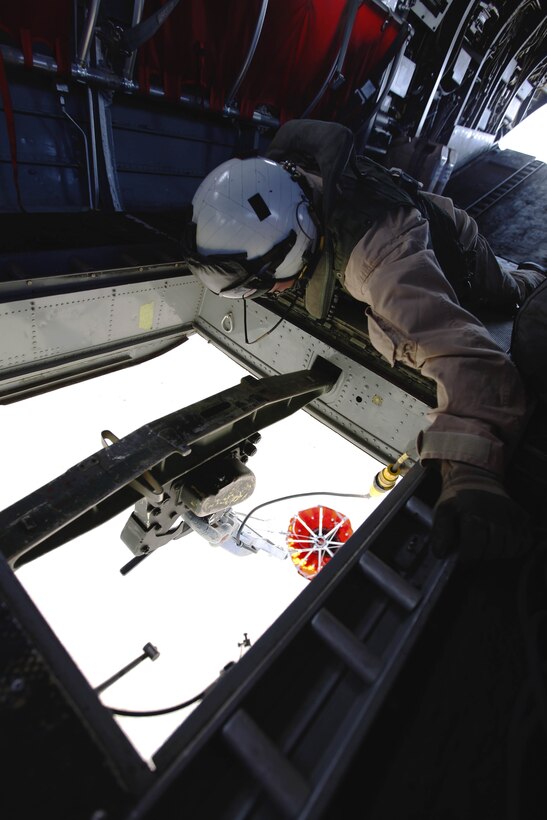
[{"x1": 342, "y1": 204, "x2": 530, "y2": 477}]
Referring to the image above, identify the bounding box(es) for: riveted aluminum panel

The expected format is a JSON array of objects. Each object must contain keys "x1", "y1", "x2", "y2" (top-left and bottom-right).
[
  {"x1": 111, "y1": 101, "x2": 239, "y2": 212},
  {"x1": 0, "y1": 302, "x2": 36, "y2": 368},
  {"x1": 108, "y1": 278, "x2": 203, "y2": 339},
  {"x1": 0, "y1": 332, "x2": 190, "y2": 403},
  {"x1": 0, "y1": 275, "x2": 205, "y2": 399},
  {"x1": 0, "y1": 276, "x2": 203, "y2": 371},
  {"x1": 195, "y1": 292, "x2": 429, "y2": 463}
]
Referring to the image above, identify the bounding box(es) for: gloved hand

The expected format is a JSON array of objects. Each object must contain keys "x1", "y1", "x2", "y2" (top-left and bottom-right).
[{"x1": 430, "y1": 461, "x2": 530, "y2": 562}]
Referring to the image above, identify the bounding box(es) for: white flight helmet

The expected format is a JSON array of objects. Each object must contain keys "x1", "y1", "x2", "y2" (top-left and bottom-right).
[{"x1": 188, "y1": 156, "x2": 318, "y2": 298}]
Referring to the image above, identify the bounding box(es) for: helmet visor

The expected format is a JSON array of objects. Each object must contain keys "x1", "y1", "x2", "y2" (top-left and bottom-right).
[
  {"x1": 182, "y1": 227, "x2": 297, "y2": 299},
  {"x1": 218, "y1": 279, "x2": 273, "y2": 299},
  {"x1": 188, "y1": 257, "x2": 250, "y2": 294}
]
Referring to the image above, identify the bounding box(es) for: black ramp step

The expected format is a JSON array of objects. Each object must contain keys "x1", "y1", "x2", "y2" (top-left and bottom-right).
[
  {"x1": 359, "y1": 550, "x2": 421, "y2": 611},
  {"x1": 311, "y1": 608, "x2": 383, "y2": 684},
  {"x1": 223, "y1": 709, "x2": 310, "y2": 818}
]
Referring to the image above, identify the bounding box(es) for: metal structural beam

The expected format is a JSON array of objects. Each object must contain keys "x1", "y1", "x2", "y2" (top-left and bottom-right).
[{"x1": 0, "y1": 360, "x2": 341, "y2": 567}]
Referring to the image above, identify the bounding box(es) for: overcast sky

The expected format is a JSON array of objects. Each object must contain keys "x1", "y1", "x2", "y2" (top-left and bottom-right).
[
  {"x1": 3, "y1": 335, "x2": 384, "y2": 761},
  {"x1": 499, "y1": 102, "x2": 547, "y2": 162}
]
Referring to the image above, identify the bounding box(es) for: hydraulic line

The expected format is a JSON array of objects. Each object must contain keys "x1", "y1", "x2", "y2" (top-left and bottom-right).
[
  {"x1": 235, "y1": 490, "x2": 370, "y2": 543},
  {"x1": 235, "y1": 451, "x2": 414, "y2": 543},
  {"x1": 366, "y1": 451, "x2": 410, "y2": 498}
]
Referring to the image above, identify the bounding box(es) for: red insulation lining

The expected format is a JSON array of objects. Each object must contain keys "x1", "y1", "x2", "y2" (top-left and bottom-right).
[{"x1": 0, "y1": 1, "x2": 400, "y2": 120}]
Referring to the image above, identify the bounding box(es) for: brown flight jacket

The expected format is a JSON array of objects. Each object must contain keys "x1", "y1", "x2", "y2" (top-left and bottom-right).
[{"x1": 342, "y1": 192, "x2": 542, "y2": 477}]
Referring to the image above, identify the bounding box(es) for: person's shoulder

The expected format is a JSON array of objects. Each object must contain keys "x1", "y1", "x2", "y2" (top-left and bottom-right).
[{"x1": 421, "y1": 190, "x2": 456, "y2": 209}]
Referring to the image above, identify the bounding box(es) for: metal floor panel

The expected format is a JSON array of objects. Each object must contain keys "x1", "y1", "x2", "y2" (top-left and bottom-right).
[{"x1": 445, "y1": 149, "x2": 547, "y2": 266}]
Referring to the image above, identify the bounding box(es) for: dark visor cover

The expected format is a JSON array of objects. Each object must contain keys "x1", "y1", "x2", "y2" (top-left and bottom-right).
[{"x1": 182, "y1": 224, "x2": 298, "y2": 298}]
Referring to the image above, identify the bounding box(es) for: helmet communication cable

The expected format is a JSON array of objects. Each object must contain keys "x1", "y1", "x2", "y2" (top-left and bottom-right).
[{"x1": 243, "y1": 287, "x2": 300, "y2": 344}]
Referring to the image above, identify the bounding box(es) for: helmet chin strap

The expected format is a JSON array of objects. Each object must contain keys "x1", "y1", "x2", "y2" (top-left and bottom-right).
[
  {"x1": 280, "y1": 161, "x2": 324, "y2": 287},
  {"x1": 235, "y1": 222, "x2": 320, "y2": 301}
]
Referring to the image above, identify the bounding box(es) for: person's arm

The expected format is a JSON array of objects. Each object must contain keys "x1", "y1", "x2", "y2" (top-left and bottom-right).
[
  {"x1": 343, "y1": 205, "x2": 530, "y2": 558},
  {"x1": 426, "y1": 191, "x2": 544, "y2": 309}
]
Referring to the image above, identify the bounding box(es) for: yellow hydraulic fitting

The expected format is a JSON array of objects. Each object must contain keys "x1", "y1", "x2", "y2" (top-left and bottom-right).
[{"x1": 368, "y1": 452, "x2": 409, "y2": 497}]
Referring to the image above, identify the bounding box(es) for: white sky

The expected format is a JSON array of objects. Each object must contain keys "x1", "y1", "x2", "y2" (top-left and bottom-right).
[
  {"x1": 2, "y1": 334, "x2": 384, "y2": 762},
  {"x1": 498, "y1": 102, "x2": 547, "y2": 162}
]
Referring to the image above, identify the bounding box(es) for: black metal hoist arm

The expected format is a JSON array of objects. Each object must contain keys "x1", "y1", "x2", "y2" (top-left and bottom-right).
[{"x1": 0, "y1": 358, "x2": 341, "y2": 569}]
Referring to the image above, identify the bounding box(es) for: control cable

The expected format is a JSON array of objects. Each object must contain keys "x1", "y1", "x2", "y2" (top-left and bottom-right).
[
  {"x1": 108, "y1": 690, "x2": 206, "y2": 718},
  {"x1": 243, "y1": 282, "x2": 303, "y2": 344},
  {"x1": 106, "y1": 662, "x2": 236, "y2": 718},
  {"x1": 235, "y1": 490, "x2": 371, "y2": 543}
]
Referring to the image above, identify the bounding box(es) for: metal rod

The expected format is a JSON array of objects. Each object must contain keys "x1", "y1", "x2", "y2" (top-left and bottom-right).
[
  {"x1": 225, "y1": 0, "x2": 269, "y2": 108},
  {"x1": 95, "y1": 84, "x2": 124, "y2": 211},
  {"x1": 416, "y1": 0, "x2": 477, "y2": 137},
  {"x1": 124, "y1": 0, "x2": 146, "y2": 80},
  {"x1": 301, "y1": 0, "x2": 362, "y2": 119},
  {"x1": 77, "y1": 0, "x2": 102, "y2": 66},
  {"x1": 72, "y1": 0, "x2": 79, "y2": 61},
  {"x1": 87, "y1": 86, "x2": 100, "y2": 208},
  {"x1": 0, "y1": 45, "x2": 281, "y2": 130},
  {"x1": 95, "y1": 642, "x2": 159, "y2": 695}
]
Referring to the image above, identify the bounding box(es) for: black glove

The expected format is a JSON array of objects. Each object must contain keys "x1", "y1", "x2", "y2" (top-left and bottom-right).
[{"x1": 430, "y1": 461, "x2": 530, "y2": 562}]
